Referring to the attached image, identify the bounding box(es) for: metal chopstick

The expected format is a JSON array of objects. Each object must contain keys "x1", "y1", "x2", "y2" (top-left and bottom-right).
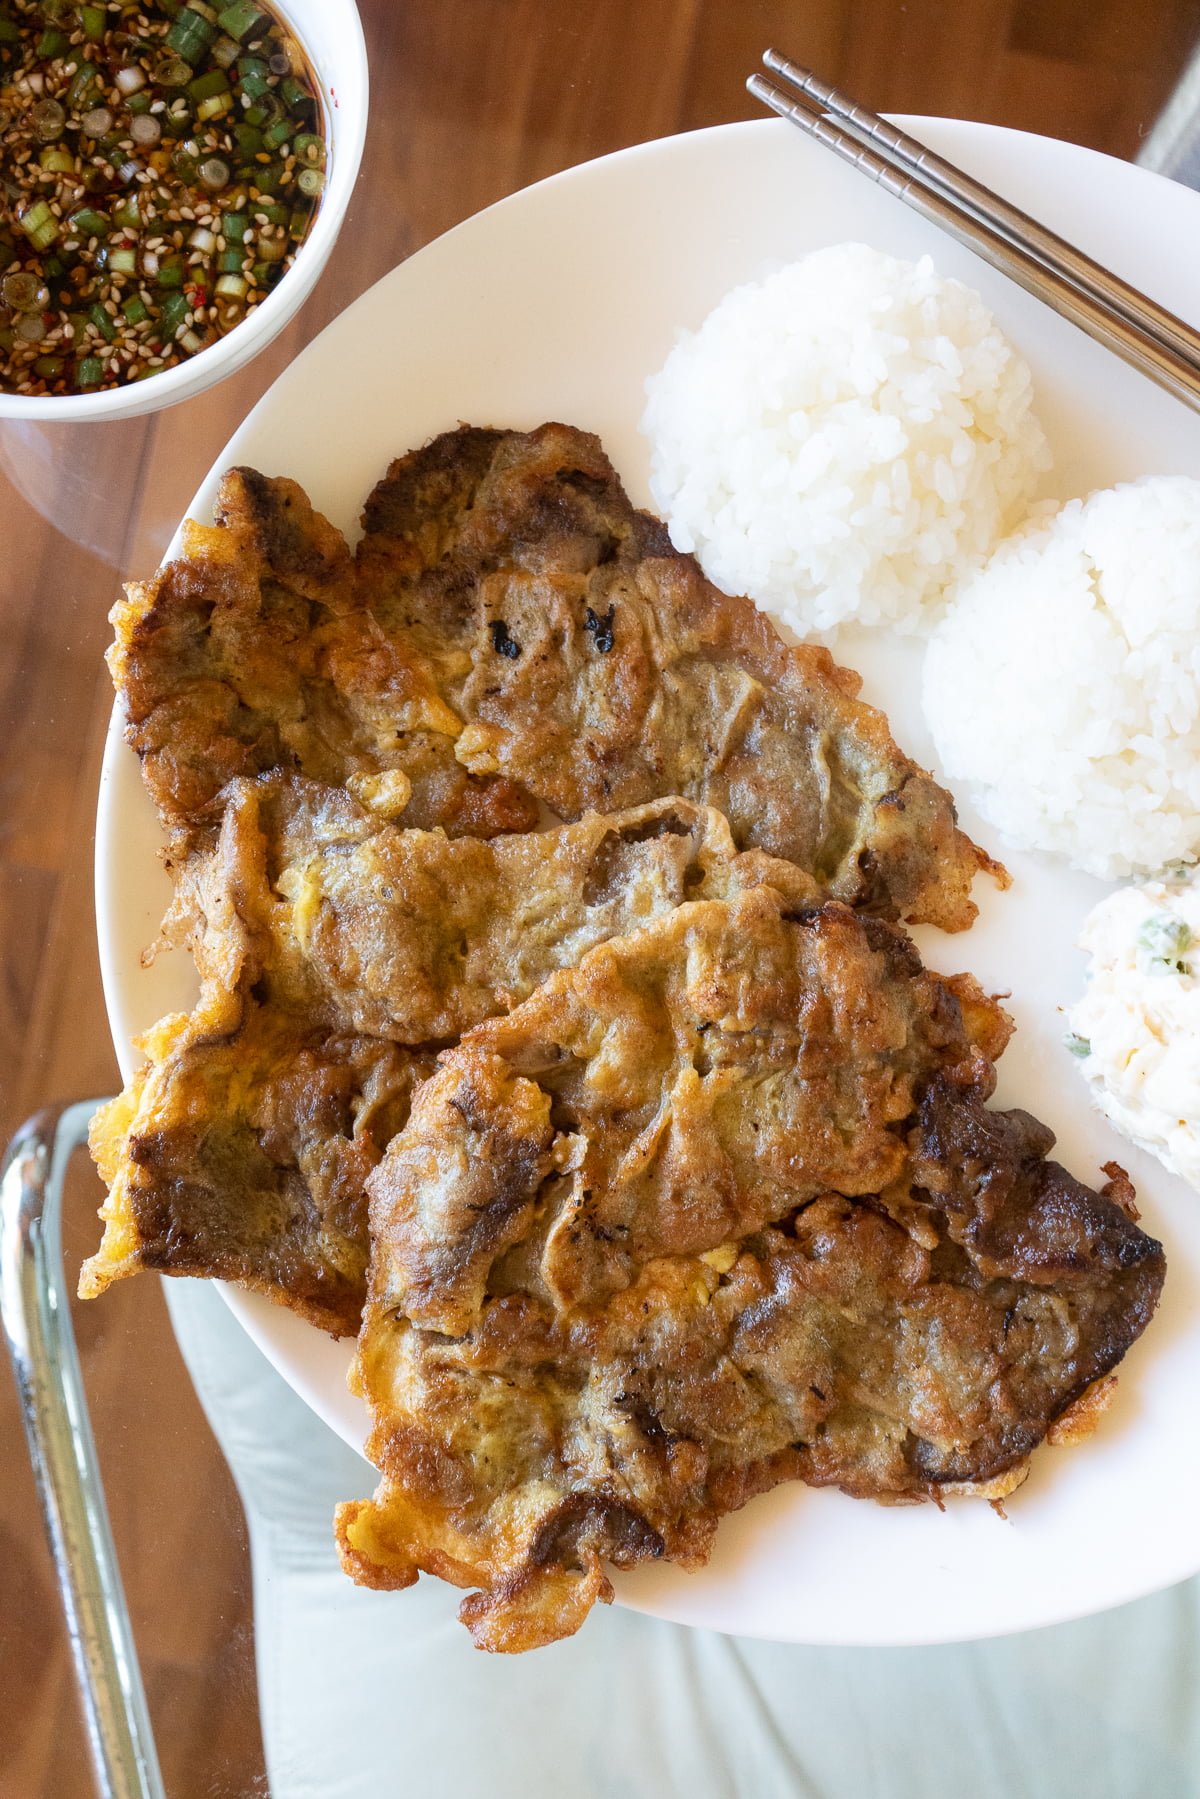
[
  {"x1": 761, "y1": 50, "x2": 1200, "y2": 374},
  {"x1": 746, "y1": 68, "x2": 1200, "y2": 419}
]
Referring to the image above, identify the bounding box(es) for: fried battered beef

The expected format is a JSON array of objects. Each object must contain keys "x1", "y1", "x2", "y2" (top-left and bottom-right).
[
  {"x1": 358, "y1": 424, "x2": 1002, "y2": 930},
  {"x1": 83, "y1": 995, "x2": 435, "y2": 1337},
  {"x1": 83, "y1": 779, "x2": 817, "y2": 1329},
  {"x1": 336, "y1": 892, "x2": 1164, "y2": 1650},
  {"x1": 89, "y1": 427, "x2": 1163, "y2": 1652},
  {"x1": 201, "y1": 772, "x2": 821, "y2": 1040},
  {"x1": 110, "y1": 424, "x2": 1001, "y2": 928},
  {"x1": 109, "y1": 466, "x2": 538, "y2": 856}
]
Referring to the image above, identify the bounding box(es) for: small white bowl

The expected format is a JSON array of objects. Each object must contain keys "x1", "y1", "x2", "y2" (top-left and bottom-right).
[{"x1": 0, "y1": 0, "x2": 368, "y2": 423}]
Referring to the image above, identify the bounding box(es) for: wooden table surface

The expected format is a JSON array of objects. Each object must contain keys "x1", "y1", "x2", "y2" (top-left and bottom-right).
[{"x1": 2, "y1": 1, "x2": 1198, "y2": 1792}]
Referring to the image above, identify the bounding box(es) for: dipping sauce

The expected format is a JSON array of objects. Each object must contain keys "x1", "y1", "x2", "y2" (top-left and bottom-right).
[{"x1": 0, "y1": 0, "x2": 327, "y2": 396}]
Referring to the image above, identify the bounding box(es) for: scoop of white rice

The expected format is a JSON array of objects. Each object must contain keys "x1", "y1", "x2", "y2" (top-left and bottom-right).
[
  {"x1": 640, "y1": 243, "x2": 1049, "y2": 635},
  {"x1": 923, "y1": 476, "x2": 1200, "y2": 880}
]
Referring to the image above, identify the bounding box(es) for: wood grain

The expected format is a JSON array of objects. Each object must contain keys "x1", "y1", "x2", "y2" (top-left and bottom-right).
[{"x1": 1, "y1": 1, "x2": 1197, "y2": 1791}]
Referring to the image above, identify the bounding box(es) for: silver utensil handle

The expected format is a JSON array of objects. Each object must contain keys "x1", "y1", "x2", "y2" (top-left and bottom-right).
[
  {"x1": 1, "y1": 1102, "x2": 166, "y2": 1799},
  {"x1": 761, "y1": 50, "x2": 1200, "y2": 372},
  {"x1": 747, "y1": 70, "x2": 1200, "y2": 419}
]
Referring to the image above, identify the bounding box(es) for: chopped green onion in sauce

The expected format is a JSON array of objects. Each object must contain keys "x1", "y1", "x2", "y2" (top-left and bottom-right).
[{"x1": 0, "y1": 0, "x2": 327, "y2": 397}]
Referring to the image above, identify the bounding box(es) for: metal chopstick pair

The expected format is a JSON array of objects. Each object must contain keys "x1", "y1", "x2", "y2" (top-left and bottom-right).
[{"x1": 748, "y1": 53, "x2": 1200, "y2": 418}]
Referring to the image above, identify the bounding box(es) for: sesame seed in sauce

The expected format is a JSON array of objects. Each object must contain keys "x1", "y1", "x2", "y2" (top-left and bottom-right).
[{"x1": 0, "y1": 0, "x2": 327, "y2": 396}]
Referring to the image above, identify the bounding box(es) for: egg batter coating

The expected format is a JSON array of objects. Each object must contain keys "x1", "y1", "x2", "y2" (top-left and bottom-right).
[
  {"x1": 108, "y1": 462, "x2": 538, "y2": 857},
  {"x1": 110, "y1": 423, "x2": 1001, "y2": 927},
  {"x1": 337, "y1": 892, "x2": 1164, "y2": 1649},
  {"x1": 188, "y1": 773, "x2": 821, "y2": 1040},
  {"x1": 82, "y1": 782, "x2": 817, "y2": 1331},
  {"x1": 83, "y1": 997, "x2": 433, "y2": 1337}
]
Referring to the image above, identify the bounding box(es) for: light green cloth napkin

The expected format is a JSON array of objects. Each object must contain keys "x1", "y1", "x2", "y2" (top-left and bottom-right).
[{"x1": 165, "y1": 1280, "x2": 1197, "y2": 1799}]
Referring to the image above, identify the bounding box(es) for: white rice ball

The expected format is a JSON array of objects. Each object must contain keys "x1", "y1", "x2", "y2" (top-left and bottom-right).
[
  {"x1": 640, "y1": 242, "x2": 1049, "y2": 635},
  {"x1": 924, "y1": 476, "x2": 1200, "y2": 880}
]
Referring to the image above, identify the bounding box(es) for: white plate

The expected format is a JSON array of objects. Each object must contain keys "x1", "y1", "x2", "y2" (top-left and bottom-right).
[{"x1": 97, "y1": 118, "x2": 1200, "y2": 1647}]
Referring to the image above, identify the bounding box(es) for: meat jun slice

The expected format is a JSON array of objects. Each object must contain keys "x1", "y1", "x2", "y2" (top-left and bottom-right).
[
  {"x1": 200, "y1": 772, "x2": 821, "y2": 1041},
  {"x1": 109, "y1": 464, "x2": 537, "y2": 853},
  {"x1": 83, "y1": 778, "x2": 818, "y2": 1330},
  {"x1": 82, "y1": 789, "x2": 436, "y2": 1337},
  {"x1": 112, "y1": 425, "x2": 998, "y2": 926},
  {"x1": 83, "y1": 995, "x2": 434, "y2": 1337},
  {"x1": 336, "y1": 891, "x2": 1165, "y2": 1650},
  {"x1": 356, "y1": 423, "x2": 1001, "y2": 930}
]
